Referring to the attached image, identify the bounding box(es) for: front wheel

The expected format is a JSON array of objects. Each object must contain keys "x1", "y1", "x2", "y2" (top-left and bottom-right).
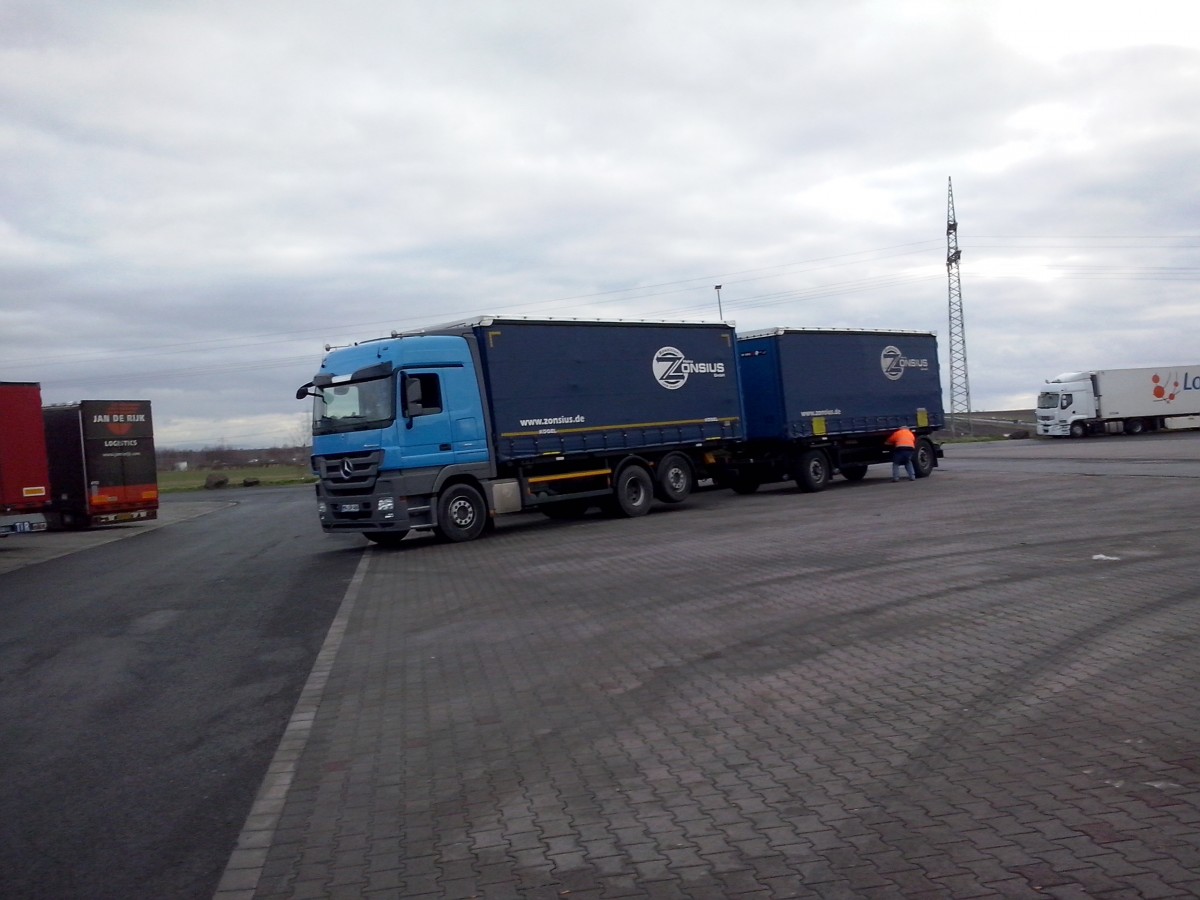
[
  {"x1": 1069, "y1": 422, "x2": 1088, "y2": 438},
  {"x1": 795, "y1": 450, "x2": 831, "y2": 493},
  {"x1": 436, "y1": 484, "x2": 488, "y2": 542},
  {"x1": 612, "y1": 465, "x2": 654, "y2": 517}
]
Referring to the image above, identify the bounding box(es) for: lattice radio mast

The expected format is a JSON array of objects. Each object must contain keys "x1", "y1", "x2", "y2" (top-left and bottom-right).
[{"x1": 946, "y1": 177, "x2": 972, "y2": 433}]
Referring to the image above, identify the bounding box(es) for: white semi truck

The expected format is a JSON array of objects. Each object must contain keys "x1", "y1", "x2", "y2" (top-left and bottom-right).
[{"x1": 1036, "y1": 365, "x2": 1200, "y2": 437}]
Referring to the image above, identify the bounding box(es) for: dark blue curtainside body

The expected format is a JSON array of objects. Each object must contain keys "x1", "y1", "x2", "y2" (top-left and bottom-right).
[
  {"x1": 469, "y1": 319, "x2": 744, "y2": 462},
  {"x1": 739, "y1": 329, "x2": 944, "y2": 440}
]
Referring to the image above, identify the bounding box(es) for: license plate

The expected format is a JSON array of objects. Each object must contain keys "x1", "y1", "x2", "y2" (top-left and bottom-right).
[{"x1": 340, "y1": 503, "x2": 361, "y2": 513}]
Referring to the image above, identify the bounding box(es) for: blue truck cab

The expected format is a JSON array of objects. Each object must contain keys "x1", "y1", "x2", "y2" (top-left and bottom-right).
[{"x1": 300, "y1": 332, "x2": 494, "y2": 544}]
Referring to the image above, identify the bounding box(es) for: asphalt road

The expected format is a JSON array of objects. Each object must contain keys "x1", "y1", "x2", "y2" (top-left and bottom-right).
[{"x1": 0, "y1": 487, "x2": 362, "y2": 900}]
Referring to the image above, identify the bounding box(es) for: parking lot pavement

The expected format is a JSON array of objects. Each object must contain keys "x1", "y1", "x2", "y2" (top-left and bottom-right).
[{"x1": 222, "y1": 446, "x2": 1200, "y2": 898}]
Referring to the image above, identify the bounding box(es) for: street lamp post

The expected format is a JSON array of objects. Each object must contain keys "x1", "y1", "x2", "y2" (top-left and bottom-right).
[{"x1": 714, "y1": 284, "x2": 723, "y2": 320}]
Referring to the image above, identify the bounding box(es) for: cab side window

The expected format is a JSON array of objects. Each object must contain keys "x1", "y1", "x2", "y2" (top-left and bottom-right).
[
  {"x1": 406, "y1": 374, "x2": 443, "y2": 416},
  {"x1": 1060, "y1": 393, "x2": 1072, "y2": 410}
]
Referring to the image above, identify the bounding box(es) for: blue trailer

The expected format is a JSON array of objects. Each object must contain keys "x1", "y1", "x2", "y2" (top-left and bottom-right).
[
  {"x1": 720, "y1": 328, "x2": 944, "y2": 493},
  {"x1": 298, "y1": 318, "x2": 743, "y2": 544}
]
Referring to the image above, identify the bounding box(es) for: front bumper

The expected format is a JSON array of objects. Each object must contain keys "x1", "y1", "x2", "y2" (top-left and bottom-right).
[{"x1": 317, "y1": 476, "x2": 417, "y2": 534}]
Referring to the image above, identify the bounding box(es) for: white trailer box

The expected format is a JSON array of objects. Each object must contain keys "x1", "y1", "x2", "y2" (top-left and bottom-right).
[{"x1": 1036, "y1": 366, "x2": 1200, "y2": 437}]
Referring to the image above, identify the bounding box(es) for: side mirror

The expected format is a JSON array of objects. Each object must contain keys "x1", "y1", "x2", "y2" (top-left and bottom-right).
[{"x1": 295, "y1": 384, "x2": 312, "y2": 400}]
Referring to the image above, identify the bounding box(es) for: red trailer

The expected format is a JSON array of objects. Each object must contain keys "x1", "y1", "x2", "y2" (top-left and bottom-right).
[{"x1": 0, "y1": 381, "x2": 51, "y2": 536}]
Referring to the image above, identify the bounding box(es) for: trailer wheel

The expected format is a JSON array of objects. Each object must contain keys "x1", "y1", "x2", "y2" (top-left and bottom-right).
[
  {"x1": 796, "y1": 450, "x2": 831, "y2": 493},
  {"x1": 654, "y1": 453, "x2": 693, "y2": 503},
  {"x1": 1069, "y1": 422, "x2": 1088, "y2": 438},
  {"x1": 840, "y1": 464, "x2": 868, "y2": 482},
  {"x1": 436, "y1": 483, "x2": 488, "y2": 542},
  {"x1": 366, "y1": 530, "x2": 409, "y2": 547},
  {"x1": 913, "y1": 439, "x2": 936, "y2": 479},
  {"x1": 613, "y1": 465, "x2": 654, "y2": 517}
]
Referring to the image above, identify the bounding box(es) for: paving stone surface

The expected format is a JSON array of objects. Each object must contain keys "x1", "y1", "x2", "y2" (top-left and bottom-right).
[{"x1": 222, "y1": 441, "x2": 1200, "y2": 898}]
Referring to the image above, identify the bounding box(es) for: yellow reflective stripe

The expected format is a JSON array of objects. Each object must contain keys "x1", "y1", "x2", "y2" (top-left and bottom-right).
[{"x1": 527, "y1": 469, "x2": 612, "y2": 485}]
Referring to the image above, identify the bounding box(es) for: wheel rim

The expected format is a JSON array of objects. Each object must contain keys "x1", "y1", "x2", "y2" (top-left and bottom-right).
[
  {"x1": 449, "y1": 497, "x2": 475, "y2": 528},
  {"x1": 666, "y1": 466, "x2": 686, "y2": 492},
  {"x1": 625, "y1": 480, "x2": 646, "y2": 505}
]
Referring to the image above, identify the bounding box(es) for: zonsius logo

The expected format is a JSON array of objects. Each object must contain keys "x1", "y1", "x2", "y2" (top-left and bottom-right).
[
  {"x1": 652, "y1": 346, "x2": 726, "y2": 390},
  {"x1": 880, "y1": 345, "x2": 929, "y2": 381}
]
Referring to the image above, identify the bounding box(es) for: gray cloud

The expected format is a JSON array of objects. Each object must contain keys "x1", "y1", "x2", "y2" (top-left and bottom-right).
[{"x1": 2, "y1": 0, "x2": 1198, "y2": 445}]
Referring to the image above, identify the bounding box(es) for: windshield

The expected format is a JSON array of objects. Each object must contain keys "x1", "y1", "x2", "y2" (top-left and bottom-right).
[
  {"x1": 312, "y1": 374, "x2": 396, "y2": 435},
  {"x1": 1037, "y1": 391, "x2": 1060, "y2": 410}
]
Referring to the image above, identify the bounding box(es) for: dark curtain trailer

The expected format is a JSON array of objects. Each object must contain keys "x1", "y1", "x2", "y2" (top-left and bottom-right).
[
  {"x1": 42, "y1": 400, "x2": 159, "y2": 528},
  {"x1": 467, "y1": 318, "x2": 745, "y2": 461},
  {"x1": 722, "y1": 328, "x2": 945, "y2": 493}
]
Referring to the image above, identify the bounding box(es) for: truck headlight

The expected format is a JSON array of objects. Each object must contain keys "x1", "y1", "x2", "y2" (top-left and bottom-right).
[
  {"x1": 377, "y1": 497, "x2": 395, "y2": 512},
  {"x1": 317, "y1": 502, "x2": 327, "y2": 515}
]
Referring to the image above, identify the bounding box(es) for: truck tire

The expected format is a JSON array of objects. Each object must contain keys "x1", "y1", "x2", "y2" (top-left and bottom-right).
[
  {"x1": 839, "y1": 464, "x2": 868, "y2": 481},
  {"x1": 1069, "y1": 422, "x2": 1088, "y2": 438},
  {"x1": 913, "y1": 439, "x2": 936, "y2": 478},
  {"x1": 436, "y1": 483, "x2": 488, "y2": 542},
  {"x1": 613, "y1": 465, "x2": 654, "y2": 517},
  {"x1": 654, "y1": 452, "x2": 693, "y2": 503},
  {"x1": 1123, "y1": 419, "x2": 1145, "y2": 435},
  {"x1": 795, "y1": 450, "x2": 831, "y2": 493},
  {"x1": 366, "y1": 530, "x2": 409, "y2": 547}
]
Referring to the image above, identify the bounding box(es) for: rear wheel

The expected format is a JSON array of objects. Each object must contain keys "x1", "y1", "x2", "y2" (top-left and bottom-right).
[
  {"x1": 913, "y1": 439, "x2": 936, "y2": 478},
  {"x1": 1123, "y1": 418, "x2": 1145, "y2": 435},
  {"x1": 795, "y1": 450, "x2": 831, "y2": 493},
  {"x1": 840, "y1": 464, "x2": 868, "y2": 482},
  {"x1": 654, "y1": 453, "x2": 693, "y2": 503},
  {"x1": 436, "y1": 484, "x2": 488, "y2": 542},
  {"x1": 612, "y1": 465, "x2": 654, "y2": 517}
]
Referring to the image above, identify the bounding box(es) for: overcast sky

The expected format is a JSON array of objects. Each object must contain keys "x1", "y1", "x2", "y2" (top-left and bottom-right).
[{"x1": 2, "y1": 1, "x2": 1198, "y2": 449}]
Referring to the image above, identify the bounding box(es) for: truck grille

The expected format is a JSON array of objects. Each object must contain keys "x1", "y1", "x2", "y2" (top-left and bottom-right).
[{"x1": 316, "y1": 451, "x2": 383, "y2": 492}]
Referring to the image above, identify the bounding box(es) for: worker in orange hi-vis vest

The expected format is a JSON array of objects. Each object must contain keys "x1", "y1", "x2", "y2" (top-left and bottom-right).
[{"x1": 884, "y1": 425, "x2": 917, "y2": 482}]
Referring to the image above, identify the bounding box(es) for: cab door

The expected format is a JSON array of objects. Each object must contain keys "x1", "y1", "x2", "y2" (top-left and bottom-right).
[
  {"x1": 399, "y1": 365, "x2": 489, "y2": 469},
  {"x1": 397, "y1": 369, "x2": 454, "y2": 470}
]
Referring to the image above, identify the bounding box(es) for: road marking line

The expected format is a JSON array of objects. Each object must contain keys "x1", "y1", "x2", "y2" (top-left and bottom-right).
[{"x1": 212, "y1": 548, "x2": 372, "y2": 899}]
